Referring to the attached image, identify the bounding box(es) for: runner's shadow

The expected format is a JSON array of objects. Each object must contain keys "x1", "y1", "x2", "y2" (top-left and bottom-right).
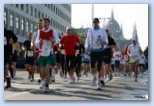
[{"x1": 30, "y1": 89, "x2": 110, "y2": 100}]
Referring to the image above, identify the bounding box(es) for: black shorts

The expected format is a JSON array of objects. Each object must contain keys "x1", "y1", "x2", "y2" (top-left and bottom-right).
[
  {"x1": 114, "y1": 60, "x2": 120, "y2": 68},
  {"x1": 56, "y1": 53, "x2": 61, "y2": 63},
  {"x1": 103, "y1": 57, "x2": 111, "y2": 64},
  {"x1": 4, "y1": 55, "x2": 12, "y2": 69},
  {"x1": 90, "y1": 51, "x2": 103, "y2": 71},
  {"x1": 139, "y1": 64, "x2": 145, "y2": 67},
  {"x1": 82, "y1": 61, "x2": 90, "y2": 64},
  {"x1": 12, "y1": 53, "x2": 18, "y2": 62},
  {"x1": 25, "y1": 57, "x2": 34, "y2": 65},
  {"x1": 65, "y1": 55, "x2": 75, "y2": 71}
]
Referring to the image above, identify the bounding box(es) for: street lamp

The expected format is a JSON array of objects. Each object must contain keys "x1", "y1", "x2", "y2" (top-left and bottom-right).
[{"x1": 99, "y1": 17, "x2": 110, "y2": 28}]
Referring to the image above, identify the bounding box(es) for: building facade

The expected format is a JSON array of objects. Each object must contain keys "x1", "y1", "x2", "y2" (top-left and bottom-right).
[{"x1": 4, "y1": 4, "x2": 71, "y2": 43}]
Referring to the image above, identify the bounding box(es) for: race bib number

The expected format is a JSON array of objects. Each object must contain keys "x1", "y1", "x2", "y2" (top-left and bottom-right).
[
  {"x1": 41, "y1": 40, "x2": 51, "y2": 56},
  {"x1": 4, "y1": 37, "x2": 7, "y2": 45},
  {"x1": 61, "y1": 49, "x2": 65, "y2": 54},
  {"x1": 27, "y1": 50, "x2": 34, "y2": 57},
  {"x1": 76, "y1": 50, "x2": 79, "y2": 54},
  {"x1": 92, "y1": 42, "x2": 101, "y2": 49}
]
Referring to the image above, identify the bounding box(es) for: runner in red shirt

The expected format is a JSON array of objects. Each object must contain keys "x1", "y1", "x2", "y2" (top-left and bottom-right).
[
  {"x1": 60, "y1": 26, "x2": 80, "y2": 84},
  {"x1": 122, "y1": 45, "x2": 130, "y2": 76}
]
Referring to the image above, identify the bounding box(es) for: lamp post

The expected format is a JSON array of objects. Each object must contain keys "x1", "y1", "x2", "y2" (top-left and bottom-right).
[{"x1": 99, "y1": 17, "x2": 110, "y2": 28}]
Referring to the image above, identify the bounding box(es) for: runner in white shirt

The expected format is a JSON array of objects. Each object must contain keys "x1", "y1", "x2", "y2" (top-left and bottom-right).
[
  {"x1": 113, "y1": 47, "x2": 121, "y2": 76},
  {"x1": 31, "y1": 18, "x2": 44, "y2": 88},
  {"x1": 127, "y1": 39, "x2": 142, "y2": 82},
  {"x1": 138, "y1": 53, "x2": 147, "y2": 76},
  {"x1": 85, "y1": 18, "x2": 108, "y2": 89}
]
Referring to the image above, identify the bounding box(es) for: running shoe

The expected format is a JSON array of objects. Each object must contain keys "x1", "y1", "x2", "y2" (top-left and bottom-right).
[
  {"x1": 39, "y1": 81, "x2": 45, "y2": 89},
  {"x1": 100, "y1": 80, "x2": 105, "y2": 86},
  {"x1": 44, "y1": 87, "x2": 49, "y2": 93},
  {"x1": 91, "y1": 77, "x2": 97, "y2": 86},
  {"x1": 134, "y1": 78, "x2": 138, "y2": 82}
]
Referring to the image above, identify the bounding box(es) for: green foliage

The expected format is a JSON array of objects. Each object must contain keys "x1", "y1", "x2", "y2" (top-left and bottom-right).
[
  {"x1": 144, "y1": 46, "x2": 148, "y2": 60},
  {"x1": 72, "y1": 28, "x2": 86, "y2": 44}
]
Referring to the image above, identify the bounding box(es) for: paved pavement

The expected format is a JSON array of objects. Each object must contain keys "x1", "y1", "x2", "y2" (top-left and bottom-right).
[{"x1": 4, "y1": 69, "x2": 148, "y2": 100}]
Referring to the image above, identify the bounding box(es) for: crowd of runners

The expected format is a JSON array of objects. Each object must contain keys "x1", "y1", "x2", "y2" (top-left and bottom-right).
[{"x1": 4, "y1": 18, "x2": 148, "y2": 92}]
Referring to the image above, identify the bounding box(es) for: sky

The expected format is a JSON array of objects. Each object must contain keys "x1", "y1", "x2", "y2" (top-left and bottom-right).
[{"x1": 71, "y1": 4, "x2": 148, "y2": 51}]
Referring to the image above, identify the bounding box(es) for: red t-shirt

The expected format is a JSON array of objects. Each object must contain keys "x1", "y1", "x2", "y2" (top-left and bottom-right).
[
  {"x1": 122, "y1": 50, "x2": 129, "y2": 60},
  {"x1": 60, "y1": 34, "x2": 80, "y2": 55},
  {"x1": 39, "y1": 30, "x2": 54, "y2": 55}
]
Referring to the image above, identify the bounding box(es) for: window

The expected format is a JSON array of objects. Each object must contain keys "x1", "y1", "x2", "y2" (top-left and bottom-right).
[
  {"x1": 21, "y1": 19, "x2": 25, "y2": 35},
  {"x1": 16, "y1": 17, "x2": 19, "y2": 29},
  {"x1": 16, "y1": 17, "x2": 19, "y2": 33},
  {"x1": 4, "y1": 11, "x2": 7, "y2": 23},
  {"x1": 31, "y1": 6, "x2": 33, "y2": 16},
  {"x1": 50, "y1": 18, "x2": 52, "y2": 26},
  {"x1": 26, "y1": 21, "x2": 29, "y2": 32},
  {"x1": 21, "y1": 4, "x2": 24, "y2": 11},
  {"x1": 53, "y1": 20, "x2": 55, "y2": 27},
  {"x1": 30, "y1": 23, "x2": 33, "y2": 32},
  {"x1": 51, "y1": 4, "x2": 53, "y2": 10},
  {"x1": 35, "y1": 8, "x2": 37, "y2": 18},
  {"x1": 48, "y1": 4, "x2": 50, "y2": 9},
  {"x1": 26, "y1": 4, "x2": 28, "y2": 13},
  {"x1": 42, "y1": 13, "x2": 44, "y2": 18},
  {"x1": 16, "y1": 4, "x2": 18, "y2": 8},
  {"x1": 10, "y1": 14, "x2": 13, "y2": 27},
  {"x1": 38, "y1": 11, "x2": 40, "y2": 18},
  {"x1": 45, "y1": 4, "x2": 47, "y2": 7},
  {"x1": 53, "y1": 5, "x2": 55, "y2": 13},
  {"x1": 35, "y1": 25, "x2": 37, "y2": 31}
]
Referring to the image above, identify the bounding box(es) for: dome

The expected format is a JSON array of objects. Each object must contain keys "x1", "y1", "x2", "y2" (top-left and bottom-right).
[{"x1": 105, "y1": 19, "x2": 120, "y2": 31}]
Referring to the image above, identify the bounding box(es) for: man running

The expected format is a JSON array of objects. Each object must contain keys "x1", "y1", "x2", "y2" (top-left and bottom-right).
[
  {"x1": 127, "y1": 39, "x2": 142, "y2": 82},
  {"x1": 35, "y1": 18, "x2": 59, "y2": 93},
  {"x1": 122, "y1": 45, "x2": 130, "y2": 76},
  {"x1": 23, "y1": 32, "x2": 35, "y2": 82},
  {"x1": 31, "y1": 18, "x2": 44, "y2": 86},
  {"x1": 85, "y1": 18, "x2": 108, "y2": 89},
  {"x1": 60, "y1": 26, "x2": 80, "y2": 84},
  {"x1": 4, "y1": 20, "x2": 17, "y2": 89},
  {"x1": 102, "y1": 29, "x2": 116, "y2": 81}
]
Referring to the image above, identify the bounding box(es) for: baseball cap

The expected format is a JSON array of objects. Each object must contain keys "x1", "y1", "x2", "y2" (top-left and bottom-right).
[
  {"x1": 93, "y1": 18, "x2": 99, "y2": 22},
  {"x1": 66, "y1": 26, "x2": 72, "y2": 30}
]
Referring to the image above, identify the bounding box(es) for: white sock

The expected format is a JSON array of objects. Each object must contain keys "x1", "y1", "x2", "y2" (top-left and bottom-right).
[
  {"x1": 6, "y1": 75, "x2": 10, "y2": 78},
  {"x1": 52, "y1": 69, "x2": 55, "y2": 80},
  {"x1": 92, "y1": 73, "x2": 97, "y2": 80}
]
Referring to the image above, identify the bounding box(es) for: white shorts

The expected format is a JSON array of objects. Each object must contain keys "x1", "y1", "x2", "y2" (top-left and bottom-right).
[{"x1": 123, "y1": 61, "x2": 129, "y2": 64}]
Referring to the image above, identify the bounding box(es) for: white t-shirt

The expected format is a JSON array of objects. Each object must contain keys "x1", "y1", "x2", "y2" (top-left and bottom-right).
[
  {"x1": 139, "y1": 54, "x2": 146, "y2": 64},
  {"x1": 114, "y1": 51, "x2": 121, "y2": 60},
  {"x1": 85, "y1": 27, "x2": 108, "y2": 50},
  {"x1": 129, "y1": 44, "x2": 141, "y2": 60}
]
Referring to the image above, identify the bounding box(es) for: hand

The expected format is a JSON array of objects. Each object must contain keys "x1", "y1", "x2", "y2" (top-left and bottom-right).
[
  {"x1": 50, "y1": 37, "x2": 55, "y2": 42},
  {"x1": 85, "y1": 48, "x2": 88, "y2": 53},
  {"x1": 39, "y1": 39, "x2": 42, "y2": 44},
  {"x1": 80, "y1": 54, "x2": 84, "y2": 56},
  {"x1": 99, "y1": 40, "x2": 106, "y2": 45},
  {"x1": 30, "y1": 46, "x2": 34, "y2": 50},
  {"x1": 9, "y1": 38, "x2": 13, "y2": 45}
]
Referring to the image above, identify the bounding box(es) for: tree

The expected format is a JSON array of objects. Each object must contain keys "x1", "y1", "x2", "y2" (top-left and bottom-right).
[{"x1": 144, "y1": 46, "x2": 148, "y2": 60}]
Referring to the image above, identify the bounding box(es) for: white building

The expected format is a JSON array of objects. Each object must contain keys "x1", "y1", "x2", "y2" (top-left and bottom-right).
[{"x1": 4, "y1": 4, "x2": 71, "y2": 43}]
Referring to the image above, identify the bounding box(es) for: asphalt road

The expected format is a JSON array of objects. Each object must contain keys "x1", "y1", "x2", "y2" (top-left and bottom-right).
[{"x1": 4, "y1": 69, "x2": 148, "y2": 100}]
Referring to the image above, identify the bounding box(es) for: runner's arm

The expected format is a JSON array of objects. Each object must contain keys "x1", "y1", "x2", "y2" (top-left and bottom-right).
[{"x1": 53, "y1": 30, "x2": 60, "y2": 44}]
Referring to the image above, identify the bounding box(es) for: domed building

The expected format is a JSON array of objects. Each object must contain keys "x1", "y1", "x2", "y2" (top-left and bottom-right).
[{"x1": 104, "y1": 9, "x2": 132, "y2": 51}]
